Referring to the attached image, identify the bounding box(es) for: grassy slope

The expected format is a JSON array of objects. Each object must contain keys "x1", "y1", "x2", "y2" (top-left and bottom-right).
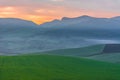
[
  {"x1": 0, "y1": 55, "x2": 120, "y2": 80},
  {"x1": 87, "y1": 53, "x2": 120, "y2": 63},
  {"x1": 39, "y1": 44, "x2": 120, "y2": 63},
  {"x1": 41, "y1": 45, "x2": 105, "y2": 57}
]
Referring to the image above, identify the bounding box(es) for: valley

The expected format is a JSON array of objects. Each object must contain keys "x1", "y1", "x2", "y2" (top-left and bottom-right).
[{"x1": 0, "y1": 16, "x2": 120, "y2": 80}]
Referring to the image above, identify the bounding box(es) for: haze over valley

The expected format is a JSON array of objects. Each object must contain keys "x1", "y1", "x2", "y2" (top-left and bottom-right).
[{"x1": 1, "y1": 15, "x2": 120, "y2": 54}]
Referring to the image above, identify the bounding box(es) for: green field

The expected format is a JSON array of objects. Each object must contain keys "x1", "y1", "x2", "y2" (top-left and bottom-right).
[{"x1": 0, "y1": 54, "x2": 120, "y2": 80}]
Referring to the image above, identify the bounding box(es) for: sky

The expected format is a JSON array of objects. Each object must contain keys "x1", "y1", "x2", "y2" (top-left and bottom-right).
[{"x1": 0, "y1": 0, "x2": 120, "y2": 24}]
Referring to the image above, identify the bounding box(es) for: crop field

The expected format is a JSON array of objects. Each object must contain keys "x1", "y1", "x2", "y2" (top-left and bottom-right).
[{"x1": 0, "y1": 54, "x2": 120, "y2": 80}]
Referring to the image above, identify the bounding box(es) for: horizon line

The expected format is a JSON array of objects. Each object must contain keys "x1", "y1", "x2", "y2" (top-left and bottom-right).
[{"x1": 0, "y1": 15, "x2": 120, "y2": 25}]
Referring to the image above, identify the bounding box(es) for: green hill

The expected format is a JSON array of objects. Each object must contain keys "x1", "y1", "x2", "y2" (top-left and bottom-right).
[
  {"x1": 0, "y1": 55, "x2": 120, "y2": 80},
  {"x1": 86, "y1": 44, "x2": 120, "y2": 63},
  {"x1": 41, "y1": 44, "x2": 105, "y2": 57},
  {"x1": 36, "y1": 44, "x2": 120, "y2": 63},
  {"x1": 87, "y1": 53, "x2": 120, "y2": 63}
]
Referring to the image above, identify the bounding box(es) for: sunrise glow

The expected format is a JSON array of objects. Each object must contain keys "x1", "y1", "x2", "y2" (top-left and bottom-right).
[{"x1": 0, "y1": 0, "x2": 120, "y2": 24}]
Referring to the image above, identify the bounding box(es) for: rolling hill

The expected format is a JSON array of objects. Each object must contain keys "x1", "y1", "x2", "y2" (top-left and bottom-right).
[
  {"x1": 88, "y1": 44, "x2": 120, "y2": 63},
  {"x1": 0, "y1": 54, "x2": 120, "y2": 80},
  {"x1": 88, "y1": 52, "x2": 120, "y2": 63},
  {"x1": 41, "y1": 44, "x2": 105, "y2": 57},
  {"x1": 36, "y1": 44, "x2": 120, "y2": 63}
]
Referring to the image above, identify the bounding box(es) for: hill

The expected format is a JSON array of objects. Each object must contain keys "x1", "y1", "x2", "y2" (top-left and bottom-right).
[
  {"x1": 36, "y1": 44, "x2": 120, "y2": 63},
  {"x1": 103, "y1": 44, "x2": 120, "y2": 53},
  {"x1": 87, "y1": 44, "x2": 120, "y2": 63},
  {"x1": 88, "y1": 53, "x2": 120, "y2": 63},
  {"x1": 0, "y1": 54, "x2": 120, "y2": 80},
  {"x1": 41, "y1": 44, "x2": 105, "y2": 57}
]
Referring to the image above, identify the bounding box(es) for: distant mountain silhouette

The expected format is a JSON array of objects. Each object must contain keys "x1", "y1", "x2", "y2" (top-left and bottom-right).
[
  {"x1": 0, "y1": 18, "x2": 40, "y2": 36},
  {"x1": 39, "y1": 15, "x2": 120, "y2": 39},
  {"x1": 40, "y1": 15, "x2": 120, "y2": 30},
  {"x1": 0, "y1": 18, "x2": 37, "y2": 27},
  {"x1": 61, "y1": 15, "x2": 94, "y2": 21}
]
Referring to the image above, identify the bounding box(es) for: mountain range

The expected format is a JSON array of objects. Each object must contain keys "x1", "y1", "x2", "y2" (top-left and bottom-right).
[{"x1": 1, "y1": 15, "x2": 120, "y2": 54}]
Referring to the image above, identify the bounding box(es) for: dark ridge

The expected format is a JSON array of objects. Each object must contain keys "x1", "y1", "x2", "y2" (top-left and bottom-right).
[
  {"x1": 61, "y1": 15, "x2": 93, "y2": 21},
  {"x1": 102, "y1": 44, "x2": 120, "y2": 53}
]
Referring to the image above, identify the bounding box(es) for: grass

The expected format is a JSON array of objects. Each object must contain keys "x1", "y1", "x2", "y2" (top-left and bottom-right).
[{"x1": 0, "y1": 54, "x2": 120, "y2": 80}]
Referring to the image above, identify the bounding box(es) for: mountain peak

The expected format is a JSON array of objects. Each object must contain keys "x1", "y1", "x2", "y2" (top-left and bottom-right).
[
  {"x1": 111, "y1": 16, "x2": 120, "y2": 20},
  {"x1": 79, "y1": 15, "x2": 92, "y2": 18},
  {"x1": 61, "y1": 17, "x2": 70, "y2": 21},
  {"x1": 52, "y1": 19, "x2": 60, "y2": 22},
  {"x1": 0, "y1": 18, "x2": 37, "y2": 27},
  {"x1": 61, "y1": 15, "x2": 94, "y2": 21},
  {"x1": 111, "y1": 16, "x2": 120, "y2": 18}
]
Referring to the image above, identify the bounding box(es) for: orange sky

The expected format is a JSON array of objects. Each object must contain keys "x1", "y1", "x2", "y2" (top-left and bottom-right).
[
  {"x1": 0, "y1": 0, "x2": 120, "y2": 24},
  {"x1": 0, "y1": 6, "x2": 119, "y2": 24}
]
